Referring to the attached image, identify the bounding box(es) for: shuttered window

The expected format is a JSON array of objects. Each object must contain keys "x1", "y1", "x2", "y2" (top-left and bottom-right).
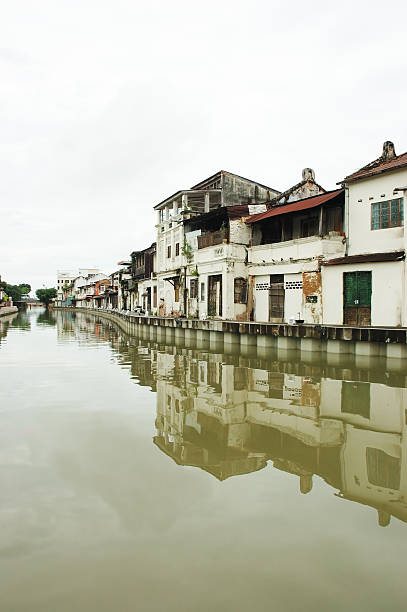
[
  {"x1": 366, "y1": 448, "x2": 400, "y2": 490},
  {"x1": 371, "y1": 198, "x2": 403, "y2": 230},
  {"x1": 190, "y1": 279, "x2": 198, "y2": 299},
  {"x1": 234, "y1": 278, "x2": 248, "y2": 304},
  {"x1": 344, "y1": 271, "x2": 371, "y2": 307}
]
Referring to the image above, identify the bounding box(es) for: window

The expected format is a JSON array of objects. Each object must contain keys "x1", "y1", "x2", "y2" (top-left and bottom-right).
[
  {"x1": 167, "y1": 245, "x2": 171, "y2": 258},
  {"x1": 190, "y1": 279, "x2": 198, "y2": 299},
  {"x1": 366, "y1": 448, "x2": 400, "y2": 490},
  {"x1": 174, "y1": 280, "x2": 179, "y2": 302},
  {"x1": 200, "y1": 282, "x2": 205, "y2": 302},
  {"x1": 234, "y1": 278, "x2": 248, "y2": 304},
  {"x1": 175, "y1": 242, "x2": 180, "y2": 256},
  {"x1": 371, "y1": 198, "x2": 403, "y2": 230}
]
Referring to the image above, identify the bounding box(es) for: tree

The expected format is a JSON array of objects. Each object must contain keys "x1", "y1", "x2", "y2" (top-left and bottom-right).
[
  {"x1": 36, "y1": 287, "x2": 57, "y2": 306},
  {"x1": 0, "y1": 282, "x2": 31, "y2": 302},
  {"x1": 19, "y1": 284, "x2": 31, "y2": 295}
]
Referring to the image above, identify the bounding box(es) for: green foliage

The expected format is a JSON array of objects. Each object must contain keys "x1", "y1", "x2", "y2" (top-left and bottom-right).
[
  {"x1": 0, "y1": 282, "x2": 31, "y2": 302},
  {"x1": 36, "y1": 287, "x2": 57, "y2": 305},
  {"x1": 181, "y1": 237, "x2": 193, "y2": 262}
]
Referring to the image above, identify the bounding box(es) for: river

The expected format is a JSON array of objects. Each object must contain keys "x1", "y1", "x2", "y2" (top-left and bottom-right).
[{"x1": 1, "y1": 308, "x2": 406, "y2": 611}]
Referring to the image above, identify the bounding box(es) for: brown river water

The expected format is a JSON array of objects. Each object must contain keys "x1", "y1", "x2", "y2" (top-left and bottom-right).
[{"x1": 1, "y1": 308, "x2": 407, "y2": 611}]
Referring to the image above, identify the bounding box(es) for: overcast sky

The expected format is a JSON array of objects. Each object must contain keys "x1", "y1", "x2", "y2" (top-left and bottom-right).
[{"x1": 1, "y1": 0, "x2": 406, "y2": 292}]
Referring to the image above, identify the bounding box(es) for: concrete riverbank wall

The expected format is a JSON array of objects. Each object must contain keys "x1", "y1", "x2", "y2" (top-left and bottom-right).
[
  {"x1": 55, "y1": 307, "x2": 407, "y2": 360},
  {"x1": 0, "y1": 306, "x2": 18, "y2": 318}
]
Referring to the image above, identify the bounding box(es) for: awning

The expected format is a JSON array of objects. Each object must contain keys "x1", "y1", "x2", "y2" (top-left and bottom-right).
[
  {"x1": 322, "y1": 250, "x2": 405, "y2": 266},
  {"x1": 246, "y1": 189, "x2": 344, "y2": 223}
]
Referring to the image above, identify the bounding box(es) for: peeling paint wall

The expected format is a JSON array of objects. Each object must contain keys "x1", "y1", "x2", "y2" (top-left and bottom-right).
[
  {"x1": 302, "y1": 271, "x2": 322, "y2": 324},
  {"x1": 229, "y1": 218, "x2": 251, "y2": 245},
  {"x1": 222, "y1": 174, "x2": 278, "y2": 206},
  {"x1": 286, "y1": 180, "x2": 323, "y2": 203}
]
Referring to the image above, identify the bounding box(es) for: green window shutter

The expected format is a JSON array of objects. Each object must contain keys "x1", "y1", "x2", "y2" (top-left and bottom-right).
[
  {"x1": 390, "y1": 199, "x2": 401, "y2": 227},
  {"x1": 380, "y1": 201, "x2": 389, "y2": 228},
  {"x1": 344, "y1": 273, "x2": 357, "y2": 307},
  {"x1": 371, "y1": 203, "x2": 380, "y2": 230},
  {"x1": 344, "y1": 272, "x2": 372, "y2": 307},
  {"x1": 358, "y1": 271, "x2": 371, "y2": 307}
]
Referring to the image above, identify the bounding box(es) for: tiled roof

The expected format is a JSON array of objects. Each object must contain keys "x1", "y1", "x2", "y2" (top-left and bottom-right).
[{"x1": 343, "y1": 151, "x2": 407, "y2": 183}]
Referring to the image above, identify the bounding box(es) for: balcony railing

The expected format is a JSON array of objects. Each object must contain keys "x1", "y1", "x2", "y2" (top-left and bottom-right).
[
  {"x1": 132, "y1": 265, "x2": 146, "y2": 279},
  {"x1": 197, "y1": 229, "x2": 228, "y2": 249}
]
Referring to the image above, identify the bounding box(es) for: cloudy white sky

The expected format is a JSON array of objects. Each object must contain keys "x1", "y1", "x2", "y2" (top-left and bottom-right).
[{"x1": 1, "y1": 0, "x2": 406, "y2": 292}]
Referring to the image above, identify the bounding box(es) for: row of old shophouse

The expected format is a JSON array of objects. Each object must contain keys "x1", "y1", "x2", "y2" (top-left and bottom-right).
[{"x1": 58, "y1": 141, "x2": 407, "y2": 327}]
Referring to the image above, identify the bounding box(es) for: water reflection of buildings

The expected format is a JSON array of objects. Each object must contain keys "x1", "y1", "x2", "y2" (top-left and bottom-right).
[
  {"x1": 154, "y1": 349, "x2": 407, "y2": 527},
  {"x1": 57, "y1": 311, "x2": 407, "y2": 526}
]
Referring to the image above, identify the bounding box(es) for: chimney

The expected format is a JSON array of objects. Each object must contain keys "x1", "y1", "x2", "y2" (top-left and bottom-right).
[{"x1": 382, "y1": 141, "x2": 396, "y2": 161}]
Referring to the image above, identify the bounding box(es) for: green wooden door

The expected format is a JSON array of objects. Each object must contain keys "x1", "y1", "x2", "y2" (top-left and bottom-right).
[
  {"x1": 341, "y1": 381, "x2": 370, "y2": 418},
  {"x1": 344, "y1": 272, "x2": 372, "y2": 326}
]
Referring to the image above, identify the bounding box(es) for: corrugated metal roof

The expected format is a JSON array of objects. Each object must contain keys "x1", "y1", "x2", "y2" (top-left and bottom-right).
[{"x1": 246, "y1": 189, "x2": 344, "y2": 224}]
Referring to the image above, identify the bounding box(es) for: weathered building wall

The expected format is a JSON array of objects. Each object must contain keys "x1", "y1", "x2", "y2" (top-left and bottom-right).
[
  {"x1": 346, "y1": 168, "x2": 407, "y2": 256},
  {"x1": 286, "y1": 180, "x2": 323, "y2": 203},
  {"x1": 284, "y1": 273, "x2": 303, "y2": 322},
  {"x1": 222, "y1": 174, "x2": 278, "y2": 206},
  {"x1": 190, "y1": 243, "x2": 248, "y2": 320},
  {"x1": 228, "y1": 218, "x2": 251, "y2": 245},
  {"x1": 302, "y1": 271, "x2": 322, "y2": 324},
  {"x1": 321, "y1": 261, "x2": 404, "y2": 327}
]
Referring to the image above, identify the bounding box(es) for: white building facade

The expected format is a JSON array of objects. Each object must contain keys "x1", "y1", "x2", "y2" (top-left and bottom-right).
[
  {"x1": 322, "y1": 141, "x2": 407, "y2": 327},
  {"x1": 154, "y1": 171, "x2": 280, "y2": 318},
  {"x1": 247, "y1": 176, "x2": 345, "y2": 324}
]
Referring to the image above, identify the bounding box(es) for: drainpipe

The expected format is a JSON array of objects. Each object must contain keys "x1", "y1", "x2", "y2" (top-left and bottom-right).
[
  {"x1": 183, "y1": 265, "x2": 187, "y2": 317},
  {"x1": 344, "y1": 184, "x2": 350, "y2": 255},
  {"x1": 395, "y1": 187, "x2": 407, "y2": 326}
]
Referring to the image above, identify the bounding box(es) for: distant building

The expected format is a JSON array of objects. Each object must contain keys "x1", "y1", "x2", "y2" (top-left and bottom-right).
[{"x1": 56, "y1": 271, "x2": 76, "y2": 302}]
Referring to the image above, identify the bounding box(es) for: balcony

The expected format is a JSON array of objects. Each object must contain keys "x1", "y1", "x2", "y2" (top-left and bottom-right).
[
  {"x1": 197, "y1": 229, "x2": 228, "y2": 249},
  {"x1": 249, "y1": 234, "x2": 346, "y2": 265},
  {"x1": 195, "y1": 243, "x2": 246, "y2": 265},
  {"x1": 132, "y1": 265, "x2": 146, "y2": 279}
]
